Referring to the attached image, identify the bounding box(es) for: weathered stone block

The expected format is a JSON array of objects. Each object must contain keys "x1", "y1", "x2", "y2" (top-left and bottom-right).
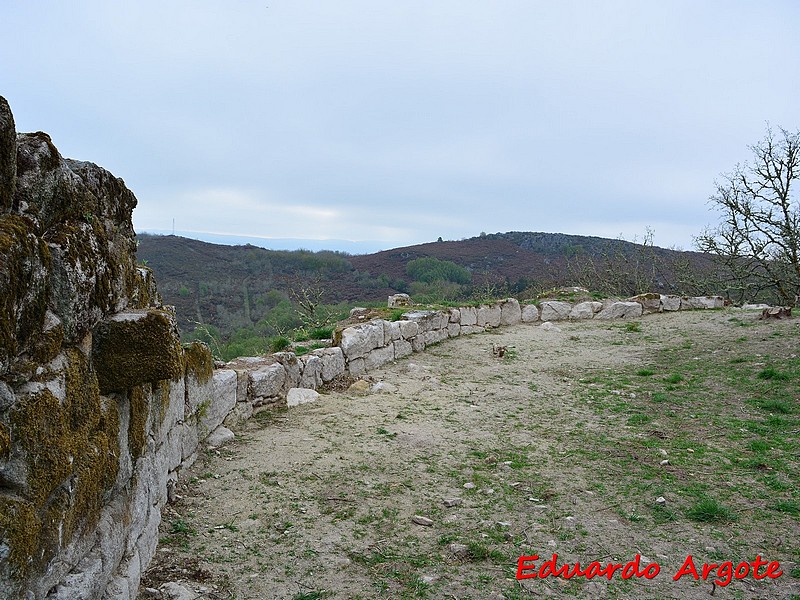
[
  {"x1": 364, "y1": 345, "x2": 395, "y2": 370},
  {"x1": 460, "y1": 306, "x2": 478, "y2": 326},
  {"x1": 340, "y1": 321, "x2": 385, "y2": 359},
  {"x1": 398, "y1": 320, "x2": 419, "y2": 339},
  {"x1": 447, "y1": 322, "x2": 461, "y2": 337},
  {"x1": 347, "y1": 357, "x2": 366, "y2": 377},
  {"x1": 222, "y1": 401, "x2": 253, "y2": 429},
  {"x1": 595, "y1": 301, "x2": 643, "y2": 319},
  {"x1": 393, "y1": 339, "x2": 413, "y2": 359},
  {"x1": 423, "y1": 329, "x2": 449, "y2": 346},
  {"x1": 0, "y1": 213, "x2": 51, "y2": 372},
  {"x1": 204, "y1": 369, "x2": 237, "y2": 432},
  {"x1": 92, "y1": 309, "x2": 183, "y2": 394},
  {"x1": 521, "y1": 304, "x2": 540, "y2": 322},
  {"x1": 316, "y1": 347, "x2": 345, "y2": 382},
  {"x1": 274, "y1": 352, "x2": 301, "y2": 392},
  {"x1": 383, "y1": 320, "x2": 402, "y2": 342},
  {"x1": 388, "y1": 293, "x2": 412, "y2": 308},
  {"x1": 476, "y1": 305, "x2": 501, "y2": 327},
  {"x1": 299, "y1": 354, "x2": 322, "y2": 389},
  {"x1": 500, "y1": 299, "x2": 522, "y2": 325},
  {"x1": 540, "y1": 301, "x2": 572, "y2": 321},
  {"x1": 660, "y1": 295, "x2": 681, "y2": 311},
  {"x1": 569, "y1": 301, "x2": 602, "y2": 320},
  {"x1": 460, "y1": 325, "x2": 485, "y2": 335},
  {"x1": 286, "y1": 388, "x2": 319, "y2": 408},
  {"x1": 402, "y1": 310, "x2": 446, "y2": 333},
  {"x1": 682, "y1": 296, "x2": 725, "y2": 309},
  {"x1": 628, "y1": 293, "x2": 662, "y2": 313},
  {"x1": 249, "y1": 363, "x2": 286, "y2": 398},
  {"x1": 206, "y1": 425, "x2": 235, "y2": 447}
]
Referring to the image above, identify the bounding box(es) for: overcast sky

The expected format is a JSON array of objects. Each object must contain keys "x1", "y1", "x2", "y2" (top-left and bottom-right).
[{"x1": 3, "y1": 1, "x2": 799, "y2": 253}]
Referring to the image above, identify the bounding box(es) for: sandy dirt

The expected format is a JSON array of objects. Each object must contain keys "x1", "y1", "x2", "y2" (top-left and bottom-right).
[{"x1": 140, "y1": 310, "x2": 799, "y2": 600}]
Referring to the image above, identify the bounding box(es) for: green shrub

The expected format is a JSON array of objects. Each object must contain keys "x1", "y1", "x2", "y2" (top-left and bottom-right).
[
  {"x1": 309, "y1": 326, "x2": 333, "y2": 340},
  {"x1": 269, "y1": 336, "x2": 291, "y2": 353},
  {"x1": 406, "y1": 257, "x2": 471, "y2": 284},
  {"x1": 687, "y1": 497, "x2": 735, "y2": 523},
  {"x1": 757, "y1": 367, "x2": 790, "y2": 381}
]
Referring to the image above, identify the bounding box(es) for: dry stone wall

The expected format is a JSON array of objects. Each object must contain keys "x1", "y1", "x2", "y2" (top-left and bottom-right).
[
  {"x1": 0, "y1": 98, "x2": 227, "y2": 600},
  {"x1": 0, "y1": 95, "x2": 733, "y2": 599},
  {"x1": 212, "y1": 293, "x2": 729, "y2": 423}
]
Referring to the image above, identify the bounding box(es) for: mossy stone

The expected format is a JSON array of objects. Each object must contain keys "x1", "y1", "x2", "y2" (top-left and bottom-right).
[
  {"x1": 0, "y1": 214, "x2": 51, "y2": 370},
  {"x1": 0, "y1": 422, "x2": 10, "y2": 459},
  {"x1": 183, "y1": 341, "x2": 213, "y2": 385},
  {"x1": 92, "y1": 308, "x2": 184, "y2": 394},
  {"x1": 127, "y1": 385, "x2": 148, "y2": 461},
  {"x1": 0, "y1": 95, "x2": 16, "y2": 213},
  {"x1": 5, "y1": 348, "x2": 120, "y2": 576}
]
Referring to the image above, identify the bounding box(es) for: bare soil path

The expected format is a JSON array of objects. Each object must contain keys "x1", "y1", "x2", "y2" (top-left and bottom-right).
[{"x1": 141, "y1": 310, "x2": 800, "y2": 600}]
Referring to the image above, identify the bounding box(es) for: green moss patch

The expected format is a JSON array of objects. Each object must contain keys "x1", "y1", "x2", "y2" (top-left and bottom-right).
[
  {"x1": 5, "y1": 348, "x2": 120, "y2": 576},
  {"x1": 0, "y1": 214, "x2": 51, "y2": 367},
  {"x1": 92, "y1": 308, "x2": 184, "y2": 394},
  {"x1": 0, "y1": 422, "x2": 10, "y2": 459},
  {"x1": 183, "y1": 341, "x2": 213, "y2": 385},
  {"x1": 128, "y1": 385, "x2": 148, "y2": 461}
]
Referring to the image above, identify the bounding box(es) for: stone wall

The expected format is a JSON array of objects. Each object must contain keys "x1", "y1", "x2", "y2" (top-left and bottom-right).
[
  {"x1": 0, "y1": 94, "x2": 732, "y2": 599},
  {"x1": 0, "y1": 97, "x2": 226, "y2": 600},
  {"x1": 210, "y1": 293, "x2": 728, "y2": 418}
]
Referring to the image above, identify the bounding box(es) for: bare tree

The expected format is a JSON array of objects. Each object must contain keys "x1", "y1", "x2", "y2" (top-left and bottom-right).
[
  {"x1": 288, "y1": 277, "x2": 336, "y2": 330},
  {"x1": 696, "y1": 126, "x2": 800, "y2": 305}
]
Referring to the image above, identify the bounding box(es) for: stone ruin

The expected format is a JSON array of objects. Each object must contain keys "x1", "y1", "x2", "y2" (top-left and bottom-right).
[{"x1": 0, "y1": 96, "x2": 754, "y2": 599}]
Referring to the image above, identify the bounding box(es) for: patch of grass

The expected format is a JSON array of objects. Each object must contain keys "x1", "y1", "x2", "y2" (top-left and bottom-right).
[
  {"x1": 627, "y1": 414, "x2": 652, "y2": 426},
  {"x1": 376, "y1": 427, "x2": 397, "y2": 439},
  {"x1": 292, "y1": 592, "x2": 329, "y2": 600},
  {"x1": 768, "y1": 501, "x2": 800, "y2": 516},
  {"x1": 623, "y1": 321, "x2": 641, "y2": 333},
  {"x1": 309, "y1": 326, "x2": 334, "y2": 340},
  {"x1": 755, "y1": 399, "x2": 791, "y2": 414},
  {"x1": 466, "y1": 541, "x2": 505, "y2": 562},
  {"x1": 665, "y1": 373, "x2": 683, "y2": 384},
  {"x1": 636, "y1": 368, "x2": 654, "y2": 376},
  {"x1": 270, "y1": 336, "x2": 291, "y2": 353},
  {"x1": 651, "y1": 504, "x2": 677, "y2": 524},
  {"x1": 686, "y1": 497, "x2": 736, "y2": 523},
  {"x1": 757, "y1": 367, "x2": 790, "y2": 381},
  {"x1": 388, "y1": 309, "x2": 406, "y2": 321},
  {"x1": 169, "y1": 519, "x2": 196, "y2": 535}
]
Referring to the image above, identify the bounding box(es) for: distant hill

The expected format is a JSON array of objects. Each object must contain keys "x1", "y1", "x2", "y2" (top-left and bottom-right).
[{"x1": 135, "y1": 232, "x2": 717, "y2": 346}]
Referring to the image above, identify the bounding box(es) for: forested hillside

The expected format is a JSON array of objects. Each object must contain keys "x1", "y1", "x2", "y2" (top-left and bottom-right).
[{"x1": 136, "y1": 232, "x2": 719, "y2": 358}]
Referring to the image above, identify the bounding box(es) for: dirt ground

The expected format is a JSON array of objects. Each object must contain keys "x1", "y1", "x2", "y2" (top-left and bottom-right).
[{"x1": 139, "y1": 309, "x2": 799, "y2": 600}]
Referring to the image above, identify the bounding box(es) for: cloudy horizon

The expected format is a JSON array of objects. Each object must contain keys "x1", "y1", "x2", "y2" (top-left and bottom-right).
[{"x1": 3, "y1": 1, "x2": 799, "y2": 253}]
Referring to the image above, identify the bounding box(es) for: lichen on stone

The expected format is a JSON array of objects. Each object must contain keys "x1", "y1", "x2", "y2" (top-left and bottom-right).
[
  {"x1": 183, "y1": 341, "x2": 213, "y2": 385},
  {"x1": 4, "y1": 348, "x2": 120, "y2": 575},
  {"x1": 92, "y1": 308, "x2": 184, "y2": 394},
  {"x1": 0, "y1": 214, "x2": 51, "y2": 369},
  {"x1": 127, "y1": 385, "x2": 148, "y2": 461},
  {"x1": 0, "y1": 422, "x2": 10, "y2": 459}
]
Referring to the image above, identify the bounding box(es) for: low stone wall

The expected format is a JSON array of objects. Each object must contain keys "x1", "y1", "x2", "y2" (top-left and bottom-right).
[
  {"x1": 0, "y1": 93, "x2": 735, "y2": 599},
  {"x1": 206, "y1": 294, "x2": 728, "y2": 421}
]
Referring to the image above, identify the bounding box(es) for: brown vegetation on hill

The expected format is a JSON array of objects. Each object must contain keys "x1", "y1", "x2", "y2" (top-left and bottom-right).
[{"x1": 136, "y1": 232, "x2": 720, "y2": 359}]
